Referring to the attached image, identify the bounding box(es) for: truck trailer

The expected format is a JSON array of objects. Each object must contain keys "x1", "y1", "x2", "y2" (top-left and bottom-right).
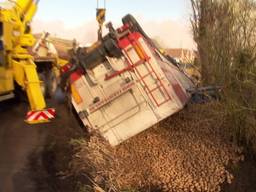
[{"x1": 64, "y1": 15, "x2": 195, "y2": 146}]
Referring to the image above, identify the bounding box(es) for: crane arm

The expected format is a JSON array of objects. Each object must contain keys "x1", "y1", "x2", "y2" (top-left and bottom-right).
[{"x1": 15, "y1": 0, "x2": 39, "y2": 24}]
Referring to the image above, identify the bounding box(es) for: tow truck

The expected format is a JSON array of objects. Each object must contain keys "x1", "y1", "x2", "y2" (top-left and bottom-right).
[{"x1": 0, "y1": 0, "x2": 56, "y2": 123}]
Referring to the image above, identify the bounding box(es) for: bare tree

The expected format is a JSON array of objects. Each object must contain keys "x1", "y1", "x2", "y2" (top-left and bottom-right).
[{"x1": 191, "y1": 0, "x2": 256, "y2": 150}]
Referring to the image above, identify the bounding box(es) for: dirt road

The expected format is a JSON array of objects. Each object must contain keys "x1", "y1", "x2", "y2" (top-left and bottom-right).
[
  {"x1": 0, "y1": 101, "x2": 48, "y2": 192},
  {"x1": 0, "y1": 99, "x2": 84, "y2": 192}
]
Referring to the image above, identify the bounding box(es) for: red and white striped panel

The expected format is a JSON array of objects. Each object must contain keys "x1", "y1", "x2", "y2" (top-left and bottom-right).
[{"x1": 26, "y1": 108, "x2": 56, "y2": 124}]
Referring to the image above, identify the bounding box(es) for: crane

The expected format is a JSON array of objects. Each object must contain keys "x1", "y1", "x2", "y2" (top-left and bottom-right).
[{"x1": 0, "y1": 0, "x2": 55, "y2": 123}]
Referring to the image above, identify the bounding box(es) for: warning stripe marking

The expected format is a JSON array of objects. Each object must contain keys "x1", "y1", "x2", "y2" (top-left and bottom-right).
[{"x1": 26, "y1": 108, "x2": 56, "y2": 122}]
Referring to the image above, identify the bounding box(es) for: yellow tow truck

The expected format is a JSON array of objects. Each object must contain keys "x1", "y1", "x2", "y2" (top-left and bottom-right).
[{"x1": 0, "y1": 0, "x2": 56, "y2": 123}]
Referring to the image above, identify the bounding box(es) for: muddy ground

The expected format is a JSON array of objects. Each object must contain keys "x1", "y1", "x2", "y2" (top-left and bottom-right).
[
  {"x1": 0, "y1": 99, "x2": 84, "y2": 192},
  {"x1": 0, "y1": 100, "x2": 47, "y2": 192},
  {"x1": 0, "y1": 100, "x2": 256, "y2": 192}
]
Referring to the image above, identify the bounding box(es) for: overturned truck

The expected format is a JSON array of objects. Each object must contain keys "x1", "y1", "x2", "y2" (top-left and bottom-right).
[{"x1": 63, "y1": 15, "x2": 195, "y2": 146}]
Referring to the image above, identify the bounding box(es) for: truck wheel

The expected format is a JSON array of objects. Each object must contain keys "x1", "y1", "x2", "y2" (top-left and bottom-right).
[
  {"x1": 13, "y1": 83, "x2": 28, "y2": 103},
  {"x1": 39, "y1": 70, "x2": 58, "y2": 99},
  {"x1": 122, "y1": 14, "x2": 149, "y2": 39}
]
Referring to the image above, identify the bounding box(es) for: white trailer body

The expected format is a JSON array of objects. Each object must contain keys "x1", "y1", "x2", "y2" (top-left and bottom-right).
[{"x1": 70, "y1": 30, "x2": 194, "y2": 146}]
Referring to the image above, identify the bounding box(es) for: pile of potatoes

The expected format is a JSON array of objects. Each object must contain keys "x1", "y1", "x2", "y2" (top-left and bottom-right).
[{"x1": 72, "y1": 103, "x2": 244, "y2": 192}]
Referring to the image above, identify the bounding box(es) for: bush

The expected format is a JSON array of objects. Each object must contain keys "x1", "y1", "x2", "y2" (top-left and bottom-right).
[{"x1": 191, "y1": 0, "x2": 256, "y2": 151}]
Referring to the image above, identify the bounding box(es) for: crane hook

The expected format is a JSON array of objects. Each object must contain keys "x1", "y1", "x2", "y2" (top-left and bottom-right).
[{"x1": 96, "y1": 0, "x2": 106, "y2": 41}]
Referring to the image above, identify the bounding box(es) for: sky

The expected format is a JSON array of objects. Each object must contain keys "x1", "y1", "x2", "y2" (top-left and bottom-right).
[{"x1": 31, "y1": 0, "x2": 195, "y2": 49}]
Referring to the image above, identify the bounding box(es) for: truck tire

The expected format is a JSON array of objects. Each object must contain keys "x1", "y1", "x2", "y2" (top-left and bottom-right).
[
  {"x1": 122, "y1": 14, "x2": 150, "y2": 40},
  {"x1": 39, "y1": 70, "x2": 58, "y2": 99}
]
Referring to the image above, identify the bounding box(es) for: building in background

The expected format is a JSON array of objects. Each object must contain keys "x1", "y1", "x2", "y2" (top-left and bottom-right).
[
  {"x1": 165, "y1": 48, "x2": 200, "y2": 83},
  {"x1": 165, "y1": 48, "x2": 196, "y2": 64}
]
